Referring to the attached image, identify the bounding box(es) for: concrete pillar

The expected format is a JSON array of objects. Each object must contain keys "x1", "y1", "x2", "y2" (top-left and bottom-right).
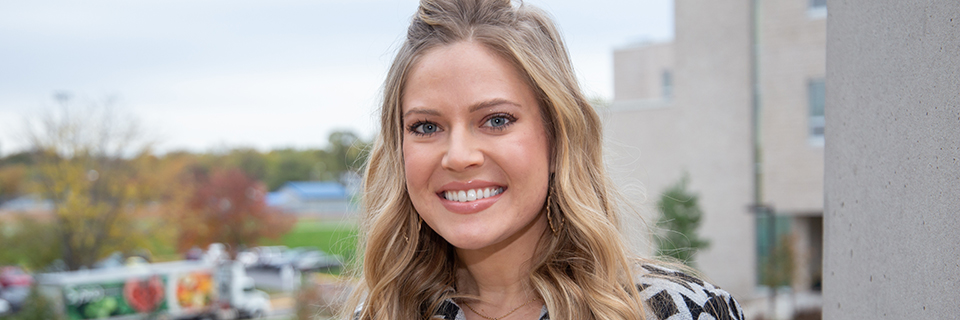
[{"x1": 824, "y1": 1, "x2": 960, "y2": 319}]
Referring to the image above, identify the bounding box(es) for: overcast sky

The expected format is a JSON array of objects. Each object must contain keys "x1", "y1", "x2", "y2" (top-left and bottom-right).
[{"x1": 0, "y1": 0, "x2": 673, "y2": 155}]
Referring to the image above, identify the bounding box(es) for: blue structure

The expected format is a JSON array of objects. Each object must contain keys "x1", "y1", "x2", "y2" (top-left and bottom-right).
[{"x1": 267, "y1": 181, "x2": 356, "y2": 215}]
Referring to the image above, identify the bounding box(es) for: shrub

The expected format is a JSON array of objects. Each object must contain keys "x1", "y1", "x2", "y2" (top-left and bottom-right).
[{"x1": 655, "y1": 175, "x2": 710, "y2": 266}]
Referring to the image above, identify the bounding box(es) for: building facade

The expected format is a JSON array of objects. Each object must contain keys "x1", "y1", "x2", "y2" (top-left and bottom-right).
[{"x1": 606, "y1": 0, "x2": 826, "y2": 298}]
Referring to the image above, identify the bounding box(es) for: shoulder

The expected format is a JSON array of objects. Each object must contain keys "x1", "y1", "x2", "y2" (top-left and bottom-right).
[{"x1": 636, "y1": 264, "x2": 745, "y2": 320}]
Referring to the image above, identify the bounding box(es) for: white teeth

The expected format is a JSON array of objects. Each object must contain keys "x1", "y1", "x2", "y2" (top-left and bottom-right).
[{"x1": 443, "y1": 187, "x2": 503, "y2": 202}]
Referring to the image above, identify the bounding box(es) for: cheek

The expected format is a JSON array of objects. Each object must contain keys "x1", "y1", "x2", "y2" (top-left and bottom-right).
[
  {"x1": 510, "y1": 130, "x2": 551, "y2": 172},
  {"x1": 402, "y1": 143, "x2": 431, "y2": 191}
]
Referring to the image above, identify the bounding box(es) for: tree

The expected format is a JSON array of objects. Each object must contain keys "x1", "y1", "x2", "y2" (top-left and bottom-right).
[
  {"x1": 0, "y1": 163, "x2": 28, "y2": 203},
  {"x1": 326, "y1": 130, "x2": 370, "y2": 176},
  {"x1": 0, "y1": 215, "x2": 61, "y2": 270},
  {"x1": 177, "y1": 168, "x2": 294, "y2": 255},
  {"x1": 260, "y1": 131, "x2": 370, "y2": 190},
  {"x1": 655, "y1": 175, "x2": 710, "y2": 266},
  {"x1": 762, "y1": 233, "x2": 796, "y2": 288},
  {"x1": 224, "y1": 147, "x2": 268, "y2": 181},
  {"x1": 265, "y1": 148, "x2": 321, "y2": 190},
  {"x1": 24, "y1": 93, "x2": 164, "y2": 270}
]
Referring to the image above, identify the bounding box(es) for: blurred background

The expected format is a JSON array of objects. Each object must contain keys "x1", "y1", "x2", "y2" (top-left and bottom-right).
[{"x1": 0, "y1": 0, "x2": 832, "y2": 319}]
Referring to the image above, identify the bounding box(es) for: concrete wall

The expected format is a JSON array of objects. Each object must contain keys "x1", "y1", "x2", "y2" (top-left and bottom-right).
[{"x1": 823, "y1": 1, "x2": 960, "y2": 319}]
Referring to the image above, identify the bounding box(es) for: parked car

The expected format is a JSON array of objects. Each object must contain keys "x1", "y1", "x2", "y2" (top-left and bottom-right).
[
  {"x1": 236, "y1": 250, "x2": 258, "y2": 267},
  {"x1": 0, "y1": 266, "x2": 32, "y2": 311},
  {"x1": 273, "y1": 247, "x2": 342, "y2": 271},
  {"x1": 0, "y1": 266, "x2": 33, "y2": 287},
  {"x1": 204, "y1": 243, "x2": 229, "y2": 262},
  {"x1": 184, "y1": 246, "x2": 204, "y2": 260},
  {"x1": 93, "y1": 252, "x2": 125, "y2": 269},
  {"x1": 252, "y1": 246, "x2": 287, "y2": 268},
  {"x1": 292, "y1": 249, "x2": 342, "y2": 271},
  {"x1": 0, "y1": 298, "x2": 11, "y2": 316}
]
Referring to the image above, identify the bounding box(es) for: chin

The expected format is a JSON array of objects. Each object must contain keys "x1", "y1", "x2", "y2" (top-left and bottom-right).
[
  {"x1": 443, "y1": 237, "x2": 487, "y2": 250},
  {"x1": 439, "y1": 231, "x2": 498, "y2": 251}
]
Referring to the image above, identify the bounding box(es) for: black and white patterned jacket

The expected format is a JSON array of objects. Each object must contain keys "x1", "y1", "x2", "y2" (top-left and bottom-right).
[{"x1": 430, "y1": 264, "x2": 745, "y2": 320}]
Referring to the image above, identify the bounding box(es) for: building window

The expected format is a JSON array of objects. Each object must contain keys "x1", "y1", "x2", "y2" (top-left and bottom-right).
[
  {"x1": 808, "y1": 0, "x2": 827, "y2": 19},
  {"x1": 755, "y1": 213, "x2": 793, "y2": 287},
  {"x1": 661, "y1": 70, "x2": 673, "y2": 100},
  {"x1": 808, "y1": 78, "x2": 825, "y2": 145}
]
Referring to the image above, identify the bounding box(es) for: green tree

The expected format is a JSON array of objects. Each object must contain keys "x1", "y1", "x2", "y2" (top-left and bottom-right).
[
  {"x1": 327, "y1": 130, "x2": 371, "y2": 175},
  {"x1": 24, "y1": 93, "x2": 166, "y2": 270},
  {"x1": 655, "y1": 175, "x2": 710, "y2": 266},
  {"x1": 265, "y1": 148, "x2": 321, "y2": 190},
  {"x1": 0, "y1": 215, "x2": 61, "y2": 270},
  {"x1": 762, "y1": 233, "x2": 796, "y2": 288},
  {"x1": 224, "y1": 148, "x2": 268, "y2": 181}
]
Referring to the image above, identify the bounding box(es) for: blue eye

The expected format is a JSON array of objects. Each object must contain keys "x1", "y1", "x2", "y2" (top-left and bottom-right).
[
  {"x1": 419, "y1": 123, "x2": 438, "y2": 133},
  {"x1": 410, "y1": 121, "x2": 439, "y2": 135},
  {"x1": 487, "y1": 117, "x2": 508, "y2": 127},
  {"x1": 484, "y1": 115, "x2": 514, "y2": 128}
]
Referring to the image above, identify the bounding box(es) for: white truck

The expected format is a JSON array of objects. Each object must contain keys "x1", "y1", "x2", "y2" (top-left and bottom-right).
[{"x1": 37, "y1": 260, "x2": 271, "y2": 319}]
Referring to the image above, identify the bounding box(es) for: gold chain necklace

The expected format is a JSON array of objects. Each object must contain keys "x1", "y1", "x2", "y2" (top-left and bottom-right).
[{"x1": 464, "y1": 297, "x2": 538, "y2": 320}]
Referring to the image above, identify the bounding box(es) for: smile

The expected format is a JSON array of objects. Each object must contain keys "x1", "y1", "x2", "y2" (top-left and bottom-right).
[{"x1": 441, "y1": 187, "x2": 504, "y2": 202}]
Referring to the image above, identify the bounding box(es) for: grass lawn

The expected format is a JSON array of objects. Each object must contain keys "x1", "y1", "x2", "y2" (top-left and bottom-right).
[{"x1": 260, "y1": 217, "x2": 360, "y2": 267}]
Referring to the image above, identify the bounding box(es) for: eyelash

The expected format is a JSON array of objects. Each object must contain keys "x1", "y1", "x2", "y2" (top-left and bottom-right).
[
  {"x1": 407, "y1": 120, "x2": 439, "y2": 136},
  {"x1": 405, "y1": 112, "x2": 518, "y2": 136},
  {"x1": 483, "y1": 113, "x2": 517, "y2": 130}
]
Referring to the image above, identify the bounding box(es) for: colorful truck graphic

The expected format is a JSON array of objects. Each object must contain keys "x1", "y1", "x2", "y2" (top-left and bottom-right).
[
  {"x1": 39, "y1": 260, "x2": 269, "y2": 319},
  {"x1": 62, "y1": 275, "x2": 169, "y2": 319}
]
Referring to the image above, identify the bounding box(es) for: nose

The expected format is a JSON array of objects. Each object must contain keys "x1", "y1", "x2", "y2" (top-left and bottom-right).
[{"x1": 441, "y1": 128, "x2": 484, "y2": 171}]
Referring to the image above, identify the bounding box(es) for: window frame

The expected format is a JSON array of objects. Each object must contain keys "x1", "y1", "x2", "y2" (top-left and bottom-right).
[{"x1": 808, "y1": 78, "x2": 825, "y2": 146}]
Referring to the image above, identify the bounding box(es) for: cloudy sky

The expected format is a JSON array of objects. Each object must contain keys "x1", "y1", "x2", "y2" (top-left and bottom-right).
[{"x1": 0, "y1": 0, "x2": 673, "y2": 155}]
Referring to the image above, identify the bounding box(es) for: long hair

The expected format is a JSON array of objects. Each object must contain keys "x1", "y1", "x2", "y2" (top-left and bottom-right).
[{"x1": 347, "y1": 0, "x2": 649, "y2": 319}]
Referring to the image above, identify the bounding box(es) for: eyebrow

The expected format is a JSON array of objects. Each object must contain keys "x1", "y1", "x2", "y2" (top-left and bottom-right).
[
  {"x1": 402, "y1": 98, "x2": 520, "y2": 118},
  {"x1": 470, "y1": 98, "x2": 519, "y2": 113}
]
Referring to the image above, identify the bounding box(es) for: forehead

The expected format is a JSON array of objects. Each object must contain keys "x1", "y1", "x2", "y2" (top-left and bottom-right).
[{"x1": 401, "y1": 41, "x2": 534, "y2": 113}]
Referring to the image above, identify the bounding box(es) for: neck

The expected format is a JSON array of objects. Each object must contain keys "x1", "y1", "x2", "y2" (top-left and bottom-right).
[{"x1": 455, "y1": 214, "x2": 547, "y2": 306}]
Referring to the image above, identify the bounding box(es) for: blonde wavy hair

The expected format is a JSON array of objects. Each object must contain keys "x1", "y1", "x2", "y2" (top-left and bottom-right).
[{"x1": 347, "y1": 0, "x2": 651, "y2": 319}]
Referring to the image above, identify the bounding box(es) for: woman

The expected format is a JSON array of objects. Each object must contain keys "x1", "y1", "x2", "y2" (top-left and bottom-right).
[{"x1": 348, "y1": 0, "x2": 744, "y2": 319}]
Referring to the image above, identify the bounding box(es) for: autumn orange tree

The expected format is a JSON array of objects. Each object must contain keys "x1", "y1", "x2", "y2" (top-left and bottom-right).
[{"x1": 178, "y1": 168, "x2": 294, "y2": 255}]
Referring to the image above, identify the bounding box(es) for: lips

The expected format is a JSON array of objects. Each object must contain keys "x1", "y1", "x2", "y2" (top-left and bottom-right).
[
  {"x1": 442, "y1": 187, "x2": 504, "y2": 202},
  {"x1": 437, "y1": 180, "x2": 505, "y2": 214}
]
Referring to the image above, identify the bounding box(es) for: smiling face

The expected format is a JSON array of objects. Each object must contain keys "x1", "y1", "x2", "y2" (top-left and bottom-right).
[{"x1": 401, "y1": 41, "x2": 551, "y2": 251}]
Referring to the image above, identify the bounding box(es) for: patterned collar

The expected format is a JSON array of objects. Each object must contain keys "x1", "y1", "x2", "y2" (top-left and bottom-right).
[
  {"x1": 356, "y1": 264, "x2": 744, "y2": 320},
  {"x1": 430, "y1": 264, "x2": 744, "y2": 320},
  {"x1": 433, "y1": 299, "x2": 550, "y2": 320}
]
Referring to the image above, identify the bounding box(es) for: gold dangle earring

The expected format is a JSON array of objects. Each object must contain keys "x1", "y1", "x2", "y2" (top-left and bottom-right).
[{"x1": 546, "y1": 187, "x2": 563, "y2": 234}]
